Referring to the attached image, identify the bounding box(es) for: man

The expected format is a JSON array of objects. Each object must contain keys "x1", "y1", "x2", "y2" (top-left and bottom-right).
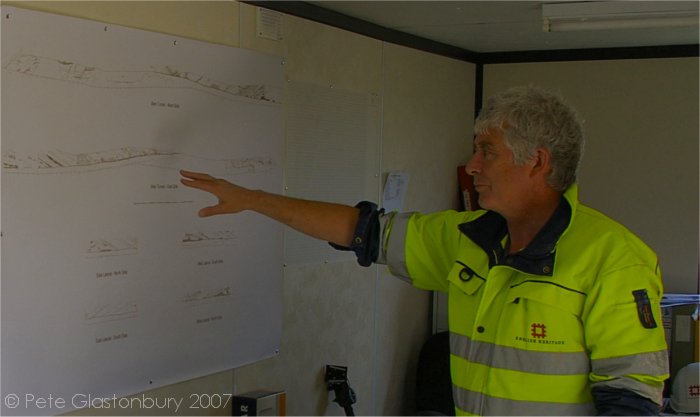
[{"x1": 180, "y1": 85, "x2": 668, "y2": 415}]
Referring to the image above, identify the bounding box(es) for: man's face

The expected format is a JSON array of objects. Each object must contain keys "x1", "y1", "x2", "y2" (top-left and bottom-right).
[{"x1": 466, "y1": 129, "x2": 535, "y2": 216}]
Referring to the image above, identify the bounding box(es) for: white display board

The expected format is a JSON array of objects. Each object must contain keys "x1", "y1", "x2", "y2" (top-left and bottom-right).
[{"x1": 1, "y1": 7, "x2": 284, "y2": 415}]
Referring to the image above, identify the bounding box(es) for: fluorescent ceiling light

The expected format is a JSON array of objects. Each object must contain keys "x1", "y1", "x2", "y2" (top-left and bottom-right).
[{"x1": 542, "y1": 1, "x2": 699, "y2": 32}]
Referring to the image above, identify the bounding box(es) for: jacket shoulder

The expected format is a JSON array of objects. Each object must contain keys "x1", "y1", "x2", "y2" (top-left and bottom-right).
[{"x1": 564, "y1": 204, "x2": 659, "y2": 276}]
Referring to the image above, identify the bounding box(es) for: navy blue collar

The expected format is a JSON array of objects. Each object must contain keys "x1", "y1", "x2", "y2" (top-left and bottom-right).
[{"x1": 458, "y1": 198, "x2": 571, "y2": 276}]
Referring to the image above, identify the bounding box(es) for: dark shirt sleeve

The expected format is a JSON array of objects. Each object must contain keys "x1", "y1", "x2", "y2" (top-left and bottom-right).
[
  {"x1": 328, "y1": 201, "x2": 382, "y2": 267},
  {"x1": 592, "y1": 386, "x2": 661, "y2": 416}
]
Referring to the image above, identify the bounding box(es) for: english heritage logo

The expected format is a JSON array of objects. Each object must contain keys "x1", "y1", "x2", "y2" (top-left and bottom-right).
[
  {"x1": 514, "y1": 323, "x2": 566, "y2": 345},
  {"x1": 531, "y1": 323, "x2": 546, "y2": 338}
]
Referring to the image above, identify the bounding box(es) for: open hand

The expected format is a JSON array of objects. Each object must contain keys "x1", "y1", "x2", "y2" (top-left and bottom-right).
[{"x1": 179, "y1": 169, "x2": 252, "y2": 217}]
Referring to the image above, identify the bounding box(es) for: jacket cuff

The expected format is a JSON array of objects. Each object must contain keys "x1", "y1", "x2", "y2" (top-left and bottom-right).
[
  {"x1": 329, "y1": 201, "x2": 383, "y2": 267},
  {"x1": 592, "y1": 386, "x2": 662, "y2": 416}
]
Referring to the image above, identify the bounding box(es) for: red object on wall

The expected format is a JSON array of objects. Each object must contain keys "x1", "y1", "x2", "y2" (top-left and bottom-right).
[{"x1": 458, "y1": 165, "x2": 480, "y2": 211}]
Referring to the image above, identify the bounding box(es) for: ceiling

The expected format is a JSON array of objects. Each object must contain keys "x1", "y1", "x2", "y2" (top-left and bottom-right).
[{"x1": 304, "y1": 1, "x2": 699, "y2": 54}]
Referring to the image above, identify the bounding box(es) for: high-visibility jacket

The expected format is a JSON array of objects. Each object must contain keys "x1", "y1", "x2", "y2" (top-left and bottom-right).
[{"x1": 377, "y1": 185, "x2": 669, "y2": 415}]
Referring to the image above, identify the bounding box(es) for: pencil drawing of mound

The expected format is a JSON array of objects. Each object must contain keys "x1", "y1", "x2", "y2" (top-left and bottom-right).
[
  {"x1": 4, "y1": 54, "x2": 280, "y2": 104},
  {"x1": 2, "y1": 147, "x2": 176, "y2": 172},
  {"x1": 2, "y1": 147, "x2": 275, "y2": 176}
]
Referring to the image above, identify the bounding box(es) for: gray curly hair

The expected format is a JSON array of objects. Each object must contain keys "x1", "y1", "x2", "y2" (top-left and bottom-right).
[{"x1": 474, "y1": 85, "x2": 585, "y2": 192}]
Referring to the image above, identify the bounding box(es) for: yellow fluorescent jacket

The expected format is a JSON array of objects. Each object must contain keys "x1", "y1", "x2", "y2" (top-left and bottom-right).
[{"x1": 378, "y1": 185, "x2": 669, "y2": 416}]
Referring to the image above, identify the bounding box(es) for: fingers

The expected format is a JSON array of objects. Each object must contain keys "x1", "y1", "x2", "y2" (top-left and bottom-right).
[
  {"x1": 179, "y1": 169, "x2": 240, "y2": 217},
  {"x1": 179, "y1": 169, "x2": 217, "y2": 190},
  {"x1": 198, "y1": 206, "x2": 216, "y2": 217},
  {"x1": 179, "y1": 169, "x2": 213, "y2": 181},
  {"x1": 198, "y1": 205, "x2": 226, "y2": 218},
  {"x1": 180, "y1": 169, "x2": 212, "y2": 185}
]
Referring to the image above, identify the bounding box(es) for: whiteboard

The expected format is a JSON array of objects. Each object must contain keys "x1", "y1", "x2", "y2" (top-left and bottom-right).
[{"x1": 1, "y1": 7, "x2": 284, "y2": 415}]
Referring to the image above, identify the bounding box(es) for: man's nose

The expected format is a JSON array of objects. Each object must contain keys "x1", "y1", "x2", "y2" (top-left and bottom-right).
[{"x1": 466, "y1": 153, "x2": 481, "y2": 176}]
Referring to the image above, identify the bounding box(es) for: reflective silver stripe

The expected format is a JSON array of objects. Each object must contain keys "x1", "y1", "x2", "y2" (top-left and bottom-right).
[
  {"x1": 380, "y1": 211, "x2": 414, "y2": 279},
  {"x1": 450, "y1": 332, "x2": 590, "y2": 375},
  {"x1": 590, "y1": 349, "x2": 668, "y2": 405},
  {"x1": 453, "y1": 386, "x2": 596, "y2": 416},
  {"x1": 376, "y1": 210, "x2": 395, "y2": 265},
  {"x1": 592, "y1": 349, "x2": 669, "y2": 378}
]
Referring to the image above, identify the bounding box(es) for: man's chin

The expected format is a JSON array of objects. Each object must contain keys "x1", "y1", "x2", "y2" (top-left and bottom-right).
[{"x1": 477, "y1": 195, "x2": 491, "y2": 211}]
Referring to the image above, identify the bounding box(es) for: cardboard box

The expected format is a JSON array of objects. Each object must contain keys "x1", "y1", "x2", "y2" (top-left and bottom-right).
[
  {"x1": 662, "y1": 304, "x2": 699, "y2": 392},
  {"x1": 232, "y1": 390, "x2": 285, "y2": 416},
  {"x1": 457, "y1": 165, "x2": 480, "y2": 211}
]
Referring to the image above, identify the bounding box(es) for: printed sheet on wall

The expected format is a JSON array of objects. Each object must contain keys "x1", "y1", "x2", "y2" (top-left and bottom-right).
[{"x1": 1, "y1": 7, "x2": 284, "y2": 415}]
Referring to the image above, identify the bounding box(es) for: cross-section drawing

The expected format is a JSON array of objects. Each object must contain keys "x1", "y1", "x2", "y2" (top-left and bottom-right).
[
  {"x1": 4, "y1": 54, "x2": 281, "y2": 104},
  {"x1": 2, "y1": 147, "x2": 178, "y2": 173},
  {"x1": 3, "y1": 148, "x2": 276, "y2": 177},
  {"x1": 86, "y1": 237, "x2": 138, "y2": 258},
  {"x1": 84, "y1": 301, "x2": 138, "y2": 324},
  {"x1": 225, "y1": 156, "x2": 274, "y2": 174},
  {"x1": 181, "y1": 286, "x2": 232, "y2": 304},
  {"x1": 182, "y1": 231, "x2": 237, "y2": 247}
]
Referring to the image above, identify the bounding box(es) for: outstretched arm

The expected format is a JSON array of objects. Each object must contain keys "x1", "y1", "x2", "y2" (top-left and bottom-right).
[{"x1": 179, "y1": 170, "x2": 359, "y2": 247}]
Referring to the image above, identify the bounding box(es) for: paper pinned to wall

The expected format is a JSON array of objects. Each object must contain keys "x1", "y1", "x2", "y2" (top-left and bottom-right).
[{"x1": 382, "y1": 171, "x2": 410, "y2": 212}]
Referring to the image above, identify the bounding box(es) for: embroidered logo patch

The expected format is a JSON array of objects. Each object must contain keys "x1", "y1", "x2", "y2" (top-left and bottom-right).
[
  {"x1": 632, "y1": 289, "x2": 657, "y2": 329},
  {"x1": 530, "y1": 323, "x2": 547, "y2": 339}
]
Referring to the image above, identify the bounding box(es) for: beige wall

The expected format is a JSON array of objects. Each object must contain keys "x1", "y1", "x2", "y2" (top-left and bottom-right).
[
  {"x1": 5, "y1": 1, "x2": 474, "y2": 415},
  {"x1": 483, "y1": 59, "x2": 699, "y2": 294}
]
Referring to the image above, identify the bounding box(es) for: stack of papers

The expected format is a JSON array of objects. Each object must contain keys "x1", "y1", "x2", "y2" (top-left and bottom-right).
[{"x1": 661, "y1": 293, "x2": 700, "y2": 308}]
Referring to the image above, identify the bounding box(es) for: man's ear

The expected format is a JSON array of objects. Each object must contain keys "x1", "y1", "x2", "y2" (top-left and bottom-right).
[{"x1": 530, "y1": 147, "x2": 552, "y2": 178}]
